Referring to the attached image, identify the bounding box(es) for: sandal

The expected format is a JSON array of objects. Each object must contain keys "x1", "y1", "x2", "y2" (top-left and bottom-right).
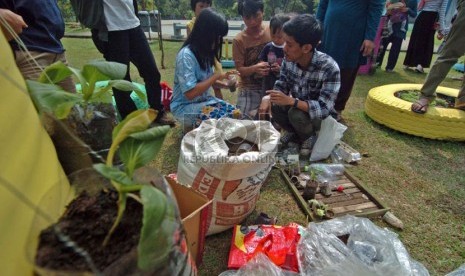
[{"x1": 411, "y1": 98, "x2": 430, "y2": 114}]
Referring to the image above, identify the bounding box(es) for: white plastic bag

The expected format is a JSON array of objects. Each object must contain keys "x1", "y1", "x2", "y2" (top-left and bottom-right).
[
  {"x1": 297, "y1": 215, "x2": 430, "y2": 276},
  {"x1": 310, "y1": 116, "x2": 347, "y2": 162}
]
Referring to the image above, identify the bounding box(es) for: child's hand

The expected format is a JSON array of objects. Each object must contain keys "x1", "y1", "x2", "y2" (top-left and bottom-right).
[
  {"x1": 258, "y1": 95, "x2": 271, "y2": 117},
  {"x1": 255, "y1": 61, "x2": 270, "y2": 77},
  {"x1": 270, "y1": 63, "x2": 281, "y2": 73}
]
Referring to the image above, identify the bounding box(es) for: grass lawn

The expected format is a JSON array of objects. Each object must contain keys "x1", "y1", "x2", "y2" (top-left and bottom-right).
[{"x1": 62, "y1": 37, "x2": 465, "y2": 276}]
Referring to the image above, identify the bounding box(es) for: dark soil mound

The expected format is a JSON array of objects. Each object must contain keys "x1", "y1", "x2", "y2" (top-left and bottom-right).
[{"x1": 35, "y1": 189, "x2": 142, "y2": 272}]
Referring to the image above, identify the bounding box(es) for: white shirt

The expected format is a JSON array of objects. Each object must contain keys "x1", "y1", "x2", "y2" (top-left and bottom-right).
[{"x1": 103, "y1": 0, "x2": 140, "y2": 31}]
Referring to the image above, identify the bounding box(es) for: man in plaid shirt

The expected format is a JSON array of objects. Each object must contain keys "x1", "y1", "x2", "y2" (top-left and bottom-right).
[{"x1": 266, "y1": 14, "x2": 340, "y2": 156}]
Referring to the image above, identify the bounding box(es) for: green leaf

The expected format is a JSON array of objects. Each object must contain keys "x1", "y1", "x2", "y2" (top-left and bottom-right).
[
  {"x1": 89, "y1": 85, "x2": 114, "y2": 104},
  {"x1": 68, "y1": 66, "x2": 89, "y2": 99},
  {"x1": 118, "y1": 126, "x2": 169, "y2": 176},
  {"x1": 26, "y1": 80, "x2": 82, "y2": 119},
  {"x1": 37, "y1": 61, "x2": 74, "y2": 85},
  {"x1": 118, "y1": 136, "x2": 166, "y2": 177},
  {"x1": 109, "y1": 80, "x2": 147, "y2": 102},
  {"x1": 129, "y1": 125, "x2": 170, "y2": 141},
  {"x1": 83, "y1": 60, "x2": 127, "y2": 81},
  {"x1": 103, "y1": 190, "x2": 127, "y2": 246},
  {"x1": 106, "y1": 109, "x2": 157, "y2": 166},
  {"x1": 138, "y1": 185, "x2": 174, "y2": 271},
  {"x1": 93, "y1": 164, "x2": 134, "y2": 186}
]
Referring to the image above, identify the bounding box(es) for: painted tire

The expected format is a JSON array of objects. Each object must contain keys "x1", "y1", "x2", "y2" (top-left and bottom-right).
[{"x1": 365, "y1": 84, "x2": 465, "y2": 141}]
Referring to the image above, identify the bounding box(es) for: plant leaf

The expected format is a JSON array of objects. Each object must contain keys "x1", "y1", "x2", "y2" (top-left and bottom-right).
[
  {"x1": 68, "y1": 66, "x2": 90, "y2": 99},
  {"x1": 103, "y1": 189, "x2": 127, "y2": 246},
  {"x1": 89, "y1": 85, "x2": 114, "y2": 104},
  {"x1": 93, "y1": 164, "x2": 134, "y2": 186},
  {"x1": 83, "y1": 60, "x2": 128, "y2": 80},
  {"x1": 109, "y1": 80, "x2": 147, "y2": 102},
  {"x1": 106, "y1": 109, "x2": 157, "y2": 166},
  {"x1": 138, "y1": 185, "x2": 174, "y2": 271},
  {"x1": 118, "y1": 132, "x2": 168, "y2": 176},
  {"x1": 129, "y1": 125, "x2": 170, "y2": 141},
  {"x1": 26, "y1": 80, "x2": 82, "y2": 119},
  {"x1": 37, "y1": 61, "x2": 74, "y2": 85}
]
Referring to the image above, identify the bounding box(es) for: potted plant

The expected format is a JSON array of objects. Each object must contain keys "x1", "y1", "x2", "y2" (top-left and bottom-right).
[
  {"x1": 302, "y1": 167, "x2": 320, "y2": 201},
  {"x1": 27, "y1": 60, "x2": 146, "y2": 175},
  {"x1": 34, "y1": 109, "x2": 195, "y2": 275}
]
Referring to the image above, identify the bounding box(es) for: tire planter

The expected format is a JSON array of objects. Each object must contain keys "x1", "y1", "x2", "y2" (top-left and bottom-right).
[{"x1": 365, "y1": 83, "x2": 465, "y2": 141}]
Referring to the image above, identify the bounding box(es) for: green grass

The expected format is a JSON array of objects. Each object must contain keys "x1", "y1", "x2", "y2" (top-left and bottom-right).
[
  {"x1": 396, "y1": 90, "x2": 454, "y2": 107},
  {"x1": 62, "y1": 37, "x2": 465, "y2": 276}
]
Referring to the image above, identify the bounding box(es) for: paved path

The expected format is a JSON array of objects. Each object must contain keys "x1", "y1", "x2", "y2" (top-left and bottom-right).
[
  {"x1": 65, "y1": 20, "x2": 442, "y2": 53},
  {"x1": 65, "y1": 20, "x2": 247, "y2": 41}
]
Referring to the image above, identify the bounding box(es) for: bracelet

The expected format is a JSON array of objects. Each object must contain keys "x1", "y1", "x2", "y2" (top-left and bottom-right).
[{"x1": 293, "y1": 98, "x2": 299, "y2": 108}]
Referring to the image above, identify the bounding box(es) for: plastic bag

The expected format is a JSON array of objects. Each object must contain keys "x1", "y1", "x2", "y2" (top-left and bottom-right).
[
  {"x1": 228, "y1": 224, "x2": 301, "y2": 272},
  {"x1": 221, "y1": 253, "x2": 299, "y2": 276},
  {"x1": 297, "y1": 215, "x2": 430, "y2": 276},
  {"x1": 31, "y1": 168, "x2": 196, "y2": 276},
  {"x1": 309, "y1": 163, "x2": 345, "y2": 182},
  {"x1": 445, "y1": 264, "x2": 465, "y2": 276},
  {"x1": 310, "y1": 116, "x2": 347, "y2": 162}
]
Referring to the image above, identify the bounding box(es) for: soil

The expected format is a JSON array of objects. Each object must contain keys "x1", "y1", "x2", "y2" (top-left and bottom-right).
[
  {"x1": 48, "y1": 103, "x2": 117, "y2": 175},
  {"x1": 35, "y1": 189, "x2": 142, "y2": 272},
  {"x1": 225, "y1": 137, "x2": 259, "y2": 156},
  {"x1": 395, "y1": 90, "x2": 455, "y2": 108}
]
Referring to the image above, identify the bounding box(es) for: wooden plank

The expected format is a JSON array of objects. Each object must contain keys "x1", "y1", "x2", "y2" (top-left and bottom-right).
[
  {"x1": 324, "y1": 197, "x2": 369, "y2": 208},
  {"x1": 328, "y1": 178, "x2": 354, "y2": 186},
  {"x1": 344, "y1": 171, "x2": 390, "y2": 211},
  {"x1": 315, "y1": 192, "x2": 366, "y2": 203},
  {"x1": 279, "y1": 167, "x2": 315, "y2": 222},
  {"x1": 332, "y1": 202, "x2": 377, "y2": 214},
  {"x1": 278, "y1": 166, "x2": 390, "y2": 222}
]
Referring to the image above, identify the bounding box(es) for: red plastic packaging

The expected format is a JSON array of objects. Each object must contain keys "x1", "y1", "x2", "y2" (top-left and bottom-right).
[
  {"x1": 160, "y1": 81, "x2": 173, "y2": 111},
  {"x1": 228, "y1": 224, "x2": 301, "y2": 272}
]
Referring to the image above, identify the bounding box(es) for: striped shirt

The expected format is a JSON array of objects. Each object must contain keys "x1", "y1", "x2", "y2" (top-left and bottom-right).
[{"x1": 274, "y1": 50, "x2": 341, "y2": 120}]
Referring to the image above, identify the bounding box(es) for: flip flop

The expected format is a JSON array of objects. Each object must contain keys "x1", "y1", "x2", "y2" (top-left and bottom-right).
[{"x1": 411, "y1": 99, "x2": 430, "y2": 114}]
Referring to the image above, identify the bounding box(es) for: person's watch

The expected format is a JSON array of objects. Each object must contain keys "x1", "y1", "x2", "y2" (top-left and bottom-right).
[{"x1": 293, "y1": 98, "x2": 299, "y2": 108}]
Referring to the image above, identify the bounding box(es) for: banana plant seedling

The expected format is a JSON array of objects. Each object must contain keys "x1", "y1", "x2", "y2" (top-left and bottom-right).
[
  {"x1": 26, "y1": 60, "x2": 145, "y2": 119},
  {"x1": 93, "y1": 109, "x2": 173, "y2": 271}
]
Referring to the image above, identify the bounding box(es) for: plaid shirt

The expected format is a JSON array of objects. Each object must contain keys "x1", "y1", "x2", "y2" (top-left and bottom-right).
[{"x1": 274, "y1": 50, "x2": 340, "y2": 120}]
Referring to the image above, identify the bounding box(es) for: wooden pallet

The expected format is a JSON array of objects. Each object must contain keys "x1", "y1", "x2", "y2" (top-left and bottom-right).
[{"x1": 278, "y1": 167, "x2": 390, "y2": 222}]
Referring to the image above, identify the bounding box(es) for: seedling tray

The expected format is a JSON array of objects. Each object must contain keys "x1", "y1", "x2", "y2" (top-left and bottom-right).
[{"x1": 278, "y1": 167, "x2": 390, "y2": 222}]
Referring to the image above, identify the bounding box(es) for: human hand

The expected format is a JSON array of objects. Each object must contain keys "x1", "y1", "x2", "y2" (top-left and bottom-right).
[
  {"x1": 0, "y1": 9, "x2": 27, "y2": 41},
  {"x1": 360, "y1": 40, "x2": 375, "y2": 57},
  {"x1": 258, "y1": 95, "x2": 271, "y2": 115},
  {"x1": 255, "y1": 61, "x2": 270, "y2": 77},
  {"x1": 270, "y1": 62, "x2": 281, "y2": 73},
  {"x1": 214, "y1": 70, "x2": 239, "y2": 90},
  {"x1": 436, "y1": 32, "x2": 444, "y2": 40},
  {"x1": 266, "y1": 90, "x2": 293, "y2": 106}
]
